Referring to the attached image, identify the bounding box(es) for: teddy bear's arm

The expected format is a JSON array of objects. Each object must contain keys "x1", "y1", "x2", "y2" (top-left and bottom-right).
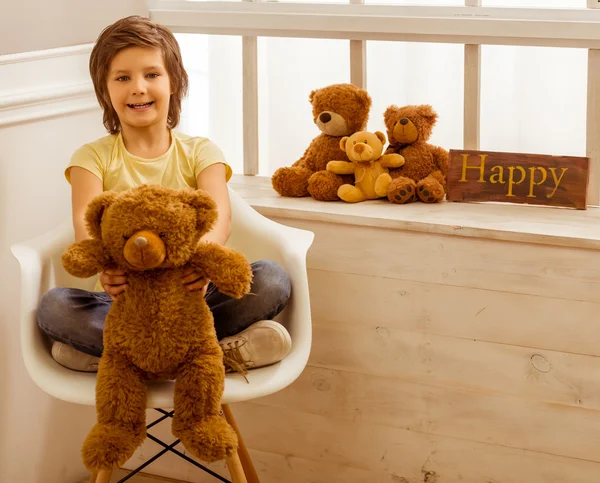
[
  {"x1": 191, "y1": 243, "x2": 252, "y2": 299},
  {"x1": 326, "y1": 161, "x2": 355, "y2": 175},
  {"x1": 431, "y1": 145, "x2": 449, "y2": 175},
  {"x1": 380, "y1": 153, "x2": 406, "y2": 169},
  {"x1": 62, "y1": 239, "x2": 111, "y2": 278}
]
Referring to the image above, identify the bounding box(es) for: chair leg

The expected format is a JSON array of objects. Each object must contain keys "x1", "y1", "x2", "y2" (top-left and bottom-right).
[
  {"x1": 89, "y1": 469, "x2": 112, "y2": 483},
  {"x1": 226, "y1": 449, "x2": 248, "y2": 483},
  {"x1": 222, "y1": 404, "x2": 260, "y2": 483}
]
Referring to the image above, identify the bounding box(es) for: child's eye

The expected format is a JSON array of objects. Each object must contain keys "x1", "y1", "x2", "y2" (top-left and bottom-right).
[
  {"x1": 116, "y1": 76, "x2": 129, "y2": 82},
  {"x1": 147, "y1": 73, "x2": 159, "y2": 78}
]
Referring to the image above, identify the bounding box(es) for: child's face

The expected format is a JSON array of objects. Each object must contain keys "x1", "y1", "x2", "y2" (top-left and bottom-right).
[{"x1": 107, "y1": 46, "x2": 172, "y2": 133}]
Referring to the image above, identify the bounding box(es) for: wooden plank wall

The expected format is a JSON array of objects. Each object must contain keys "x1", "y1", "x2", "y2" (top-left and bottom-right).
[{"x1": 185, "y1": 217, "x2": 600, "y2": 483}]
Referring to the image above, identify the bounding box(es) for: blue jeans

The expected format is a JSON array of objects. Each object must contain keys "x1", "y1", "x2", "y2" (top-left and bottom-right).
[{"x1": 36, "y1": 260, "x2": 291, "y2": 358}]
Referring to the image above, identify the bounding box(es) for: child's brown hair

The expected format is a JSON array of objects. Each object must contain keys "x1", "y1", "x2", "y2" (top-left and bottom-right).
[{"x1": 89, "y1": 15, "x2": 188, "y2": 134}]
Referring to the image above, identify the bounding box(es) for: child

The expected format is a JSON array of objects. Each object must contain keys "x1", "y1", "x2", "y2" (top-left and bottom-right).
[{"x1": 36, "y1": 15, "x2": 292, "y2": 374}]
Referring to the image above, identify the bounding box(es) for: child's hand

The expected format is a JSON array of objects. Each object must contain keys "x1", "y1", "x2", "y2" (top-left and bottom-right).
[
  {"x1": 181, "y1": 266, "x2": 209, "y2": 296},
  {"x1": 100, "y1": 268, "x2": 128, "y2": 301}
]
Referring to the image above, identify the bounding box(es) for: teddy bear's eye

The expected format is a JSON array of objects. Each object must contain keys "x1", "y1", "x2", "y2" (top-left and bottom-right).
[
  {"x1": 364, "y1": 140, "x2": 368, "y2": 143},
  {"x1": 123, "y1": 234, "x2": 130, "y2": 240},
  {"x1": 159, "y1": 233, "x2": 166, "y2": 239},
  {"x1": 353, "y1": 141, "x2": 356, "y2": 145}
]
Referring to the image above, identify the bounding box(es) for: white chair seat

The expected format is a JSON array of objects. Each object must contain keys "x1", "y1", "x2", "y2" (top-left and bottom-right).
[{"x1": 10, "y1": 187, "x2": 314, "y2": 408}]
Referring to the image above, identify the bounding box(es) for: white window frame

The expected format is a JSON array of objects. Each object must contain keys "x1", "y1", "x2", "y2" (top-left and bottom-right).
[{"x1": 150, "y1": 0, "x2": 600, "y2": 206}]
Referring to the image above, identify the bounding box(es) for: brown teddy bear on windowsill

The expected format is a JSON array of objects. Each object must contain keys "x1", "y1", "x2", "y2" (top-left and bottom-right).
[
  {"x1": 383, "y1": 104, "x2": 449, "y2": 204},
  {"x1": 271, "y1": 83, "x2": 372, "y2": 201}
]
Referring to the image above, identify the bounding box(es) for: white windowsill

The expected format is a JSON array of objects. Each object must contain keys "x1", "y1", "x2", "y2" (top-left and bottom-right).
[{"x1": 229, "y1": 174, "x2": 600, "y2": 251}]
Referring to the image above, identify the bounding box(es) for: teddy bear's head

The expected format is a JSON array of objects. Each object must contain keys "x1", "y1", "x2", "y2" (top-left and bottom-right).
[
  {"x1": 383, "y1": 104, "x2": 438, "y2": 146},
  {"x1": 340, "y1": 131, "x2": 386, "y2": 165},
  {"x1": 85, "y1": 185, "x2": 217, "y2": 271},
  {"x1": 309, "y1": 83, "x2": 371, "y2": 137}
]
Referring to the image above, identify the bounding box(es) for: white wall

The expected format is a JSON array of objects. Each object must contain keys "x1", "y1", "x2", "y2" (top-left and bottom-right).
[{"x1": 0, "y1": 0, "x2": 147, "y2": 55}]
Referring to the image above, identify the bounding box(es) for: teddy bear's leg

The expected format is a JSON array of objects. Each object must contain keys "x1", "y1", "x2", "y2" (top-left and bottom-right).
[
  {"x1": 307, "y1": 170, "x2": 351, "y2": 201},
  {"x1": 271, "y1": 166, "x2": 314, "y2": 197},
  {"x1": 374, "y1": 173, "x2": 393, "y2": 198},
  {"x1": 387, "y1": 176, "x2": 417, "y2": 204},
  {"x1": 172, "y1": 348, "x2": 238, "y2": 463},
  {"x1": 338, "y1": 184, "x2": 367, "y2": 203},
  {"x1": 82, "y1": 353, "x2": 147, "y2": 472},
  {"x1": 416, "y1": 172, "x2": 446, "y2": 203}
]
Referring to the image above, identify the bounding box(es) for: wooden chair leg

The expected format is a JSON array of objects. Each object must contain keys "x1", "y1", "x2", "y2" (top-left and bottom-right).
[
  {"x1": 222, "y1": 404, "x2": 260, "y2": 483},
  {"x1": 89, "y1": 469, "x2": 111, "y2": 483},
  {"x1": 226, "y1": 449, "x2": 248, "y2": 483}
]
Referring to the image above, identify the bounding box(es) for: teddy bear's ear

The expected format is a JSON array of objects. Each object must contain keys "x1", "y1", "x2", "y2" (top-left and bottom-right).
[
  {"x1": 84, "y1": 191, "x2": 118, "y2": 240},
  {"x1": 354, "y1": 89, "x2": 372, "y2": 112},
  {"x1": 178, "y1": 189, "x2": 218, "y2": 231},
  {"x1": 417, "y1": 104, "x2": 438, "y2": 120},
  {"x1": 375, "y1": 131, "x2": 386, "y2": 144},
  {"x1": 383, "y1": 105, "x2": 401, "y2": 127},
  {"x1": 339, "y1": 136, "x2": 349, "y2": 152},
  {"x1": 309, "y1": 88, "x2": 318, "y2": 104}
]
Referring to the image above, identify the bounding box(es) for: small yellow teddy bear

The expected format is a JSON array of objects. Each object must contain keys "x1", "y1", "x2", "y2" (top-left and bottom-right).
[{"x1": 326, "y1": 131, "x2": 405, "y2": 203}]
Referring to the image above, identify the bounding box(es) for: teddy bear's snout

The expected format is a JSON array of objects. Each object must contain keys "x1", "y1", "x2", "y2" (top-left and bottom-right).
[
  {"x1": 354, "y1": 143, "x2": 366, "y2": 154},
  {"x1": 124, "y1": 230, "x2": 166, "y2": 270}
]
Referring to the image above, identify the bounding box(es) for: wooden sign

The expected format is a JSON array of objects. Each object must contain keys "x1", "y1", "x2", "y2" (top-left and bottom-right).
[{"x1": 446, "y1": 149, "x2": 589, "y2": 210}]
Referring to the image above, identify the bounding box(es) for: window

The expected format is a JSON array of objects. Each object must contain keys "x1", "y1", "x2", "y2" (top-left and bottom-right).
[{"x1": 172, "y1": 0, "x2": 594, "y2": 195}]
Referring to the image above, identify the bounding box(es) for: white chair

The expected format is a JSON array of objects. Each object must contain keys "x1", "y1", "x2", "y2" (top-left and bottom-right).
[{"x1": 10, "y1": 187, "x2": 314, "y2": 483}]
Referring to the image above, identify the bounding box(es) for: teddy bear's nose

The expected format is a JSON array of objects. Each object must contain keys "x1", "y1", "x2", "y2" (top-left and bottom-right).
[
  {"x1": 320, "y1": 112, "x2": 331, "y2": 123},
  {"x1": 400, "y1": 118, "x2": 409, "y2": 125},
  {"x1": 354, "y1": 143, "x2": 365, "y2": 153},
  {"x1": 134, "y1": 236, "x2": 148, "y2": 247}
]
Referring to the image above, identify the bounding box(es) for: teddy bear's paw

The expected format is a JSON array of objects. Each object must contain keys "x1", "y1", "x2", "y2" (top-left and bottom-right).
[
  {"x1": 82, "y1": 423, "x2": 145, "y2": 471},
  {"x1": 416, "y1": 179, "x2": 445, "y2": 203},
  {"x1": 387, "y1": 177, "x2": 417, "y2": 204},
  {"x1": 174, "y1": 416, "x2": 238, "y2": 463},
  {"x1": 271, "y1": 167, "x2": 313, "y2": 197},
  {"x1": 308, "y1": 170, "x2": 346, "y2": 201}
]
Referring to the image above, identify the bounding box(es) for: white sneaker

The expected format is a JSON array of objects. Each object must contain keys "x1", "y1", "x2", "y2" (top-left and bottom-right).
[
  {"x1": 51, "y1": 341, "x2": 100, "y2": 372},
  {"x1": 219, "y1": 320, "x2": 292, "y2": 378}
]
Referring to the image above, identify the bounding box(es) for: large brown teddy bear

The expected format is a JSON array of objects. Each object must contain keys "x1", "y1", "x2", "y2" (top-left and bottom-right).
[
  {"x1": 383, "y1": 104, "x2": 449, "y2": 204},
  {"x1": 271, "y1": 83, "x2": 372, "y2": 201},
  {"x1": 61, "y1": 185, "x2": 252, "y2": 479}
]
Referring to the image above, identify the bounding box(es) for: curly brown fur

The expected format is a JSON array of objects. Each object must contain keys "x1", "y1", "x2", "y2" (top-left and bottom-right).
[
  {"x1": 382, "y1": 104, "x2": 449, "y2": 204},
  {"x1": 62, "y1": 184, "x2": 251, "y2": 471},
  {"x1": 271, "y1": 83, "x2": 371, "y2": 201}
]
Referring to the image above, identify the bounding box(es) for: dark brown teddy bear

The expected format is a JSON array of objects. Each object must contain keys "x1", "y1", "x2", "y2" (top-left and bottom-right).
[
  {"x1": 383, "y1": 104, "x2": 449, "y2": 204},
  {"x1": 271, "y1": 83, "x2": 372, "y2": 201},
  {"x1": 61, "y1": 185, "x2": 252, "y2": 480}
]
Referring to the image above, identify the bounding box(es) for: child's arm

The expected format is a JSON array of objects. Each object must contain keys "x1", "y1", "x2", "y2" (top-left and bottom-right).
[
  {"x1": 70, "y1": 167, "x2": 127, "y2": 297},
  {"x1": 70, "y1": 167, "x2": 103, "y2": 242},
  {"x1": 196, "y1": 163, "x2": 231, "y2": 246},
  {"x1": 185, "y1": 163, "x2": 232, "y2": 294},
  {"x1": 327, "y1": 161, "x2": 356, "y2": 175},
  {"x1": 190, "y1": 243, "x2": 253, "y2": 299}
]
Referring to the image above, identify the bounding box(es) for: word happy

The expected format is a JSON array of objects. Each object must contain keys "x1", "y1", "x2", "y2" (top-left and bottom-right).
[{"x1": 459, "y1": 154, "x2": 567, "y2": 198}]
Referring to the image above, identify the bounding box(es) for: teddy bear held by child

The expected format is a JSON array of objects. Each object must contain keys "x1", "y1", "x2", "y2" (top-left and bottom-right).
[{"x1": 61, "y1": 184, "x2": 253, "y2": 474}]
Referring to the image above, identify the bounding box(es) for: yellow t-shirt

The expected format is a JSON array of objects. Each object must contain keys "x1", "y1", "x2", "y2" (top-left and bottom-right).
[
  {"x1": 65, "y1": 130, "x2": 232, "y2": 292},
  {"x1": 65, "y1": 130, "x2": 232, "y2": 191}
]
